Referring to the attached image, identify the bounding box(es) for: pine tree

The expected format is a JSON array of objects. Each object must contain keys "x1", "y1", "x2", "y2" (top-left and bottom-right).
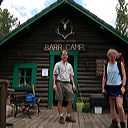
[
  {"x1": 0, "y1": 0, "x2": 3, "y2": 6},
  {"x1": 0, "y1": 8, "x2": 20, "y2": 38},
  {"x1": 116, "y1": 0, "x2": 128, "y2": 37}
]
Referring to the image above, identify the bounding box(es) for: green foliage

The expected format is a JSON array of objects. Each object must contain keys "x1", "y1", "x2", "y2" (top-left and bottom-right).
[
  {"x1": 84, "y1": 101, "x2": 90, "y2": 108},
  {"x1": 116, "y1": 0, "x2": 128, "y2": 37},
  {"x1": 0, "y1": 8, "x2": 20, "y2": 38},
  {"x1": 83, "y1": 101, "x2": 91, "y2": 113},
  {"x1": 77, "y1": 97, "x2": 83, "y2": 103}
]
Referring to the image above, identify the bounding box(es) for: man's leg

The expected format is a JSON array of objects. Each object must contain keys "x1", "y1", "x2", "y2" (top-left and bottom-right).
[
  {"x1": 66, "y1": 101, "x2": 76, "y2": 122},
  {"x1": 67, "y1": 101, "x2": 72, "y2": 115},
  {"x1": 58, "y1": 101, "x2": 62, "y2": 115},
  {"x1": 55, "y1": 81, "x2": 65, "y2": 124},
  {"x1": 58, "y1": 100, "x2": 65, "y2": 124},
  {"x1": 58, "y1": 101, "x2": 65, "y2": 124}
]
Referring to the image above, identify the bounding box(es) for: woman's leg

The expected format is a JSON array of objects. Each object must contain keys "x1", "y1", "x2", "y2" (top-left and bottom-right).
[
  {"x1": 109, "y1": 97, "x2": 119, "y2": 127},
  {"x1": 116, "y1": 96, "x2": 125, "y2": 122},
  {"x1": 116, "y1": 96, "x2": 126, "y2": 128},
  {"x1": 109, "y1": 97, "x2": 117, "y2": 120}
]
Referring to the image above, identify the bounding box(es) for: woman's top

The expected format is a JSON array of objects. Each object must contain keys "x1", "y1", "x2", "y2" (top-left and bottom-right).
[{"x1": 107, "y1": 61, "x2": 122, "y2": 86}]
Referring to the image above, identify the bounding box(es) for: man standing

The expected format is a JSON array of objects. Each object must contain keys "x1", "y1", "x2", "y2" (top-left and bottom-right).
[{"x1": 53, "y1": 50, "x2": 76, "y2": 124}]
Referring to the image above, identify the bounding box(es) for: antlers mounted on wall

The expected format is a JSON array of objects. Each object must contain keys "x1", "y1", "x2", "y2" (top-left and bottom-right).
[
  {"x1": 56, "y1": 18, "x2": 74, "y2": 39},
  {"x1": 56, "y1": 25, "x2": 74, "y2": 39},
  {"x1": 61, "y1": 19, "x2": 70, "y2": 30}
]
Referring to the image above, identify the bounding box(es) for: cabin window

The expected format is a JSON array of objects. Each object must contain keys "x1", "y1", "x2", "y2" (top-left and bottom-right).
[
  {"x1": 18, "y1": 68, "x2": 32, "y2": 86},
  {"x1": 13, "y1": 63, "x2": 37, "y2": 91}
]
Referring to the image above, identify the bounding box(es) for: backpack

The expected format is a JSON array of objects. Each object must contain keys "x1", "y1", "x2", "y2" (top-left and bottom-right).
[{"x1": 25, "y1": 93, "x2": 37, "y2": 103}]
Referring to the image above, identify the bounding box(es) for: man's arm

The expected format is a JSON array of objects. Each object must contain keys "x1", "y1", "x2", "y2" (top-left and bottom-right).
[
  {"x1": 53, "y1": 74, "x2": 58, "y2": 91},
  {"x1": 53, "y1": 74, "x2": 57, "y2": 85},
  {"x1": 70, "y1": 75, "x2": 76, "y2": 91},
  {"x1": 53, "y1": 63, "x2": 59, "y2": 91}
]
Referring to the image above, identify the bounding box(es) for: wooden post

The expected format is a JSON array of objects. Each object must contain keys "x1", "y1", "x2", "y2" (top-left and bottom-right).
[
  {"x1": 0, "y1": 79, "x2": 9, "y2": 128},
  {"x1": 126, "y1": 101, "x2": 128, "y2": 128},
  {"x1": 127, "y1": 114, "x2": 128, "y2": 128}
]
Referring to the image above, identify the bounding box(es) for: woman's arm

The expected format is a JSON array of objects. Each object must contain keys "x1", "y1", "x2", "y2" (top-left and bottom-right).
[
  {"x1": 121, "y1": 63, "x2": 126, "y2": 86},
  {"x1": 121, "y1": 63, "x2": 126, "y2": 95},
  {"x1": 102, "y1": 65, "x2": 106, "y2": 94}
]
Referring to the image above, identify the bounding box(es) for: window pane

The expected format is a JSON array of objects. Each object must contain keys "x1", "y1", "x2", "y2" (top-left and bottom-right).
[
  {"x1": 18, "y1": 68, "x2": 24, "y2": 86},
  {"x1": 18, "y1": 68, "x2": 32, "y2": 86},
  {"x1": 26, "y1": 68, "x2": 32, "y2": 76},
  {"x1": 19, "y1": 77, "x2": 24, "y2": 86},
  {"x1": 20, "y1": 68, "x2": 25, "y2": 76},
  {"x1": 26, "y1": 77, "x2": 31, "y2": 85}
]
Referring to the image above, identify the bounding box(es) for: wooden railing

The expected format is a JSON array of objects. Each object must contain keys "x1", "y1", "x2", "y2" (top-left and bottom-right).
[{"x1": 0, "y1": 79, "x2": 9, "y2": 128}]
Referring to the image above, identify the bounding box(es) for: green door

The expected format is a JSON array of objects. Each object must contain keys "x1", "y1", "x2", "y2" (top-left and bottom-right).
[{"x1": 48, "y1": 50, "x2": 78, "y2": 108}]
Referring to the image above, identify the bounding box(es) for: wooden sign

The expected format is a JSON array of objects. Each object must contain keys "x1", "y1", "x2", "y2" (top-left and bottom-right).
[
  {"x1": 44, "y1": 43, "x2": 86, "y2": 51},
  {"x1": 96, "y1": 59, "x2": 107, "y2": 77}
]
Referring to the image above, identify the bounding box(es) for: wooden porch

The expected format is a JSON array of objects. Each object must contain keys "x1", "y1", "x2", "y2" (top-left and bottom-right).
[{"x1": 6, "y1": 107, "x2": 127, "y2": 128}]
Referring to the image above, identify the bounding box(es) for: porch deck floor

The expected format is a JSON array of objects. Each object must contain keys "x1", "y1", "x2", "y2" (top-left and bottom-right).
[{"x1": 6, "y1": 108, "x2": 127, "y2": 128}]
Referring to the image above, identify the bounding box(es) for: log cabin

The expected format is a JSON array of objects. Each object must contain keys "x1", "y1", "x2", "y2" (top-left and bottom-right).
[{"x1": 0, "y1": 0, "x2": 128, "y2": 110}]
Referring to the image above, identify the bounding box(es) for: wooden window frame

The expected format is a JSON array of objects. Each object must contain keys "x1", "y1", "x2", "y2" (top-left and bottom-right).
[{"x1": 13, "y1": 63, "x2": 37, "y2": 91}]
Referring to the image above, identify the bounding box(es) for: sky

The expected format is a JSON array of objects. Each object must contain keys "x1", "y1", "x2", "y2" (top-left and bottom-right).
[{"x1": 1, "y1": 0, "x2": 128, "y2": 27}]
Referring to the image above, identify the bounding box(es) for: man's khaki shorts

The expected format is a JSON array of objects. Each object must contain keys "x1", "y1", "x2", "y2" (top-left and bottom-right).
[{"x1": 55, "y1": 80, "x2": 74, "y2": 102}]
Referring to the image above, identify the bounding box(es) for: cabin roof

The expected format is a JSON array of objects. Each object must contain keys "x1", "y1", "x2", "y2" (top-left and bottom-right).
[{"x1": 0, "y1": 0, "x2": 128, "y2": 46}]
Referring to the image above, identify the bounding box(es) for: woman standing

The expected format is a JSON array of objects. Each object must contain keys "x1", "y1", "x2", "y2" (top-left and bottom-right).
[{"x1": 102, "y1": 49, "x2": 126, "y2": 128}]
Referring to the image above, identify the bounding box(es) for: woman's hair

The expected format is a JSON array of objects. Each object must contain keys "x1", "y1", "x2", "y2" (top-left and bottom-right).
[{"x1": 107, "y1": 49, "x2": 117, "y2": 58}]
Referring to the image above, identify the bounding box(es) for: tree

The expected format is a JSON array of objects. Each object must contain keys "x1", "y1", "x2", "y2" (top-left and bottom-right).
[
  {"x1": 116, "y1": 0, "x2": 128, "y2": 37},
  {"x1": 0, "y1": 0, "x2": 3, "y2": 5},
  {"x1": 0, "y1": 8, "x2": 20, "y2": 38}
]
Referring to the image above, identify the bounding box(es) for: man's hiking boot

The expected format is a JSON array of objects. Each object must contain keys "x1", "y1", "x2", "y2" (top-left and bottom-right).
[
  {"x1": 66, "y1": 116, "x2": 76, "y2": 123},
  {"x1": 59, "y1": 116, "x2": 65, "y2": 124}
]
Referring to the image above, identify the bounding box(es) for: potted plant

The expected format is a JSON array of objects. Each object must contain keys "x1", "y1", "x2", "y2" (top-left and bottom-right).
[
  {"x1": 76, "y1": 97, "x2": 84, "y2": 112},
  {"x1": 83, "y1": 101, "x2": 91, "y2": 113}
]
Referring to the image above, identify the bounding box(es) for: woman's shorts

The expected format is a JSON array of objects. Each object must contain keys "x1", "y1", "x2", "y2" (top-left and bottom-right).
[
  {"x1": 105, "y1": 85, "x2": 122, "y2": 97},
  {"x1": 55, "y1": 80, "x2": 74, "y2": 102}
]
